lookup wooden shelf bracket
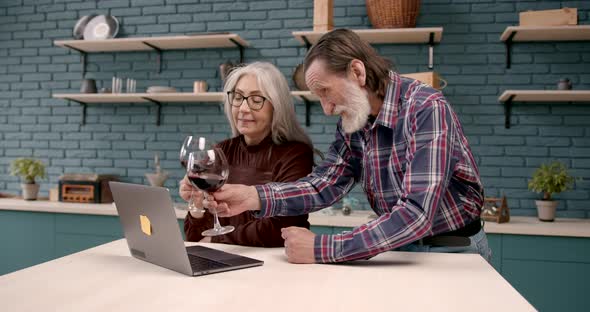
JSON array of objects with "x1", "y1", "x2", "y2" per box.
[
  {"x1": 63, "y1": 98, "x2": 87, "y2": 125},
  {"x1": 229, "y1": 38, "x2": 245, "y2": 63},
  {"x1": 141, "y1": 41, "x2": 163, "y2": 73},
  {"x1": 62, "y1": 44, "x2": 87, "y2": 77},
  {"x1": 301, "y1": 35, "x2": 312, "y2": 50},
  {"x1": 503, "y1": 94, "x2": 515, "y2": 129},
  {"x1": 304, "y1": 98, "x2": 311, "y2": 127},
  {"x1": 504, "y1": 31, "x2": 516, "y2": 69},
  {"x1": 142, "y1": 97, "x2": 163, "y2": 126}
]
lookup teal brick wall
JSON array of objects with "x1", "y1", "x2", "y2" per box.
[{"x1": 1, "y1": 0, "x2": 589, "y2": 217}]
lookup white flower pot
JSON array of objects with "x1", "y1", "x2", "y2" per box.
[
  {"x1": 21, "y1": 183, "x2": 40, "y2": 200},
  {"x1": 145, "y1": 172, "x2": 169, "y2": 187},
  {"x1": 535, "y1": 200, "x2": 558, "y2": 222}
]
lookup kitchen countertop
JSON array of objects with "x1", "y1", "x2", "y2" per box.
[
  {"x1": 0, "y1": 239, "x2": 534, "y2": 311},
  {"x1": 1, "y1": 198, "x2": 589, "y2": 238},
  {"x1": 309, "y1": 210, "x2": 590, "y2": 238},
  {"x1": 0, "y1": 198, "x2": 188, "y2": 219}
]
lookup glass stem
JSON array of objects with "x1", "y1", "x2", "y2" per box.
[
  {"x1": 205, "y1": 191, "x2": 222, "y2": 231},
  {"x1": 188, "y1": 189, "x2": 195, "y2": 209}
]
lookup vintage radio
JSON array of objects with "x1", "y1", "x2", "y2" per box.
[{"x1": 58, "y1": 174, "x2": 118, "y2": 203}]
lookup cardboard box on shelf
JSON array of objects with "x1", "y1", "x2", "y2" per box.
[
  {"x1": 519, "y1": 8, "x2": 578, "y2": 27},
  {"x1": 401, "y1": 71, "x2": 444, "y2": 90},
  {"x1": 313, "y1": 0, "x2": 333, "y2": 32}
]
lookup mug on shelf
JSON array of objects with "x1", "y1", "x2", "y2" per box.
[
  {"x1": 80, "y1": 79, "x2": 97, "y2": 93},
  {"x1": 557, "y1": 78, "x2": 573, "y2": 90}
]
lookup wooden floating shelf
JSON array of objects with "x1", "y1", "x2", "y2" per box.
[
  {"x1": 53, "y1": 93, "x2": 151, "y2": 103},
  {"x1": 500, "y1": 25, "x2": 590, "y2": 68},
  {"x1": 292, "y1": 27, "x2": 443, "y2": 69},
  {"x1": 52, "y1": 92, "x2": 319, "y2": 104},
  {"x1": 54, "y1": 34, "x2": 250, "y2": 53},
  {"x1": 293, "y1": 28, "x2": 443, "y2": 45},
  {"x1": 498, "y1": 90, "x2": 590, "y2": 128},
  {"x1": 499, "y1": 90, "x2": 590, "y2": 102},
  {"x1": 53, "y1": 91, "x2": 320, "y2": 126},
  {"x1": 500, "y1": 25, "x2": 590, "y2": 42},
  {"x1": 291, "y1": 90, "x2": 319, "y2": 102},
  {"x1": 54, "y1": 33, "x2": 249, "y2": 74}
]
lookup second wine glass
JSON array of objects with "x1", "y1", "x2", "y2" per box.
[
  {"x1": 179, "y1": 136, "x2": 205, "y2": 213},
  {"x1": 186, "y1": 141, "x2": 234, "y2": 236}
]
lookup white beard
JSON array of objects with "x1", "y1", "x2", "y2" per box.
[{"x1": 336, "y1": 80, "x2": 372, "y2": 134}]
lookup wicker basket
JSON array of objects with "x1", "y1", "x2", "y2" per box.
[
  {"x1": 292, "y1": 64, "x2": 308, "y2": 91},
  {"x1": 366, "y1": 0, "x2": 421, "y2": 28}
]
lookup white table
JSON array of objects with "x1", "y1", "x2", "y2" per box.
[{"x1": 0, "y1": 239, "x2": 534, "y2": 311}]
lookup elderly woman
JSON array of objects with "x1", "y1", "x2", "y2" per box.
[{"x1": 179, "y1": 62, "x2": 314, "y2": 247}]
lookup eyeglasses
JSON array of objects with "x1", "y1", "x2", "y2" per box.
[{"x1": 227, "y1": 91, "x2": 267, "y2": 111}]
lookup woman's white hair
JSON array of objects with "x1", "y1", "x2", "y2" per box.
[{"x1": 222, "y1": 62, "x2": 313, "y2": 149}]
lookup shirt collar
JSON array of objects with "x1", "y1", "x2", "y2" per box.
[{"x1": 371, "y1": 70, "x2": 400, "y2": 130}]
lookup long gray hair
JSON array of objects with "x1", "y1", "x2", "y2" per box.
[{"x1": 222, "y1": 62, "x2": 313, "y2": 149}]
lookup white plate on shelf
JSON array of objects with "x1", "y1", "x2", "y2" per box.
[
  {"x1": 83, "y1": 15, "x2": 119, "y2": 40},
  {"x1": 73, "y1": 14, "x2": 96, "y2": 40},
  {"x1": 147, "y1": 86, "x2": 178, "y2": 93}
]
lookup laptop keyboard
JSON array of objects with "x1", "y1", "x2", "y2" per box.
[{"x1": 188, "y1": 254, "x2": 229, "y2": 270}]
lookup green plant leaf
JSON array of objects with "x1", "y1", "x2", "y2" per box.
[
  {"x1": 9, "y1": 158, "x2": 46, "y2": 184},
  {"x1": 528, "y1": 161, "x2": 575, "y2": 200}
]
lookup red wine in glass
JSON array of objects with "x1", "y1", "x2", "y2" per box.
[
  {"x1": 187, "y1": 145, "x2": 233, "y2": 237},
  {"x1": 187, "y1": 173, "x2": 226, "y2": 192},
  {"x1": 179, "y1": 136, "x2": 203, "y2": 212}
]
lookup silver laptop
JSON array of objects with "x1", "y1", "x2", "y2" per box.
[{"x1": 109, "y1": 181, "x2": 263, "y2": 276}]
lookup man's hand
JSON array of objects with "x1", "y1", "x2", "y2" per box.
[
  {"x1": 281, "y1": 227, "x2": 316, "y2": 264},
  {"x1": 207, "y1": 184, "x2": 260, "y2": 217}
]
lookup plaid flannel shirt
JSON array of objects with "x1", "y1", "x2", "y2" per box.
[{"x1": 256, "y1": 71, "x2": 484, "y2": 263}]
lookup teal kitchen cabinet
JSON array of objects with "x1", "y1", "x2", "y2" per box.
[
  {"x1": 500, "y1": 234, "x2": 590, "y2": 312},
  {"x1": 0, "y1": 210, "x2": 55, "y2": 275},
  {"x1": 53, "y1": 215, "x2": 186, "y2": 257},
  {"x1": 0, "y1": 210, "x2": 187, "y2": 275},
  {"x1": 333, "y1": 226, "x2": 353, "y2": 234},
  {"x1": 310, "y1": 226, "x2": 354, "y2": 235},
  {"x1": 310, "y1": 225, "x2": 336, "y2": 235},
  {"x1": 54, "y1": 214, "x2": 123, "y2": 258},
  {"x1": 486, "y1": 233, "x2": 502, "y2": 272}
]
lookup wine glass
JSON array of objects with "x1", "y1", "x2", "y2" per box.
[
  {"x1": 179, "y1": 136, "x2": 205, "y2": 213},
  {"x1": 186, "y1": 139, "x2": 234, "y2": 236}
]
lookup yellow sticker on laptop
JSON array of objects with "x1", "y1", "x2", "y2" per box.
[{"x1": 140, "y1": 215, "x2": 152, "y2": 236}]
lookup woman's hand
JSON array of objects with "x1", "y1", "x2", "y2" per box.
[{"x1": 179, "y1": 176, "x2": 204, "y2": 208}]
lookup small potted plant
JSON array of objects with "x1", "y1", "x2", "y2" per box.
[
  {"x1": 9, "y1": 158, "x2": 46, "y2": 200},
  {"x1": 528, "y1": 161, "x2": 575, "y2": 222}
]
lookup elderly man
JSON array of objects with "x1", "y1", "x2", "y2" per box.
[{"x1": 208, "y1": 29, "x2": 490, "y2": 264}]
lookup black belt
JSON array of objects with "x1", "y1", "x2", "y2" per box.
[{"x1": 417, "y1": 219, "x2": 481, "y2": 247}]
